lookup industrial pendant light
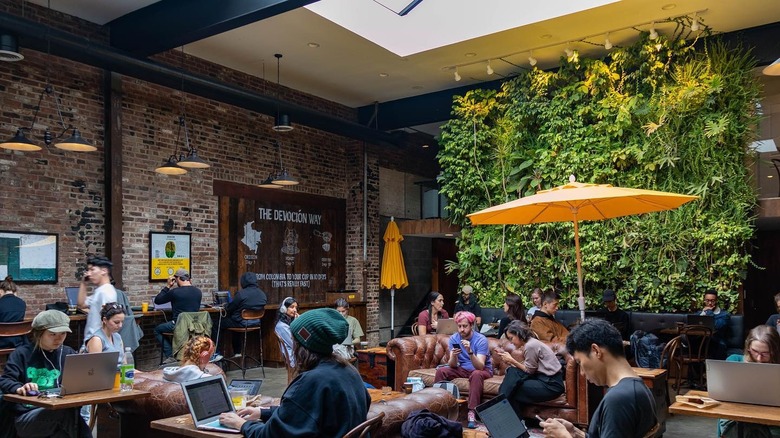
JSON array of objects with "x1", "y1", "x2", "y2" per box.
[
  {"x1": 271, "y1": 140, "x2": 298, "y2": 186},
  {"x1": 0, "y1": 33, "x2": 24, "y2": 62},
  {"x1": 272, "y1": 54, "x2": 293, "y2": 132}
]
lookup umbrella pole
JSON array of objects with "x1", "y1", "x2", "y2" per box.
[
  {"x1": 390, "y1": 288, "x2": 395, "y2": 339},
  {"x1": 572, "y1": 213, "x2": 586, "y2": 322}
]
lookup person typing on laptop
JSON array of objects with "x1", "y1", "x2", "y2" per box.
[
  {"x1": 417, "y1": 291, "x2": 449, "y2": 335},
  {"x1": 0, "y1": 310, "x2": 91, "y2": 438},
  {"x1": 717, "y1": 325, "x2": 780, "y2": 438},
  {"x1": 211, "y1": 272, "x2": 267, "y2": 359},
  {"x1": 541, "y1": 319, "x2": 656, "y2": 438},
  {"x1": 219, "y1": 308, "x2": 370, "y2": 437},
  {"x1": 154, "y1": 268, "x2": 203, "y2": 363}
]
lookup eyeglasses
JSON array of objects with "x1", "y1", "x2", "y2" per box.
[
  {"x1": 749, "y1": 348, "x2": 771, "y2": 358},
  {"x1": 105, "y1": 303, "x2": 124, "y2": 311},
  {"x1": 703, "y1": 299, "x2": 717, "y2": 303}
]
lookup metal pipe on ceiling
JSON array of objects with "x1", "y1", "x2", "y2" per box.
[{"x1": 0, "y1": 12, "x2": 400, "y2": 147}]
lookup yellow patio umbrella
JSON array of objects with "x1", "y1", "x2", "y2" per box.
[
  {"x1": 381, "y1": 217, "x2": 408, "y2": 338},
  {"x1": 468, "y1": 175, "x2": 699, "y2": 321}
]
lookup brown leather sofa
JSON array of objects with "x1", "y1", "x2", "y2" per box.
[
  {"x1": 387, "y1": 334, "x2": 601, "y2": 426},
  {"x1": 367, "y1": 387, "x2": 460, "y2": 437}
]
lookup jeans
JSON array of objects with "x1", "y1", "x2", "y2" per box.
[
  {"x1": 15, "y1": 407, "x2": 91, "y2": 438},
  {"x1": 155, "y1": 321, "x2": 176, "y2": 358}
]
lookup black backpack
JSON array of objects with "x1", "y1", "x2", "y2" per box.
[{"x1": 630, "y1": 330, "x2": 665, "y2": 368}]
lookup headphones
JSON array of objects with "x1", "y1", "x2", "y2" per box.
[{"x1": 279, "y1": 296, "x2": 295, "y2": 314}]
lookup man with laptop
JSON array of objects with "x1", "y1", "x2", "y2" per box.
[
  {"x1": 541, "y1": 319, "x2": 657, "y2": 438},
  {"x1": 211, "y1": 272, "x2": 267, "y2": 358},
  {"x1": 77, "y1": 255, "x2": 118, "y2": 345},
  {"x1": 697, "y1": 289, "x2": 731, "y2": 359},
  {"x1": 154, "y1": 268, "x2": 203, "y2": 363}
]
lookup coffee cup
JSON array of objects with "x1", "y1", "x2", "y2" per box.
[
  {"x1": 141, "y1": 301, "x2": 149, "y2": 313},
  {"x1": 403, "y1": 382, "x2": 413, "y2": 394}
]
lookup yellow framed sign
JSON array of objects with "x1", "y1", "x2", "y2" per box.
[{"x1": 149, "y1": 232, "x2": 191, "y2": 281}]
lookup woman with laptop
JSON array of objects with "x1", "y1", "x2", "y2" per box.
[
  {"x1": 417, "y1": 291, "x2": 449, "y2": 335},
  {"x1": 718, "y1": 325, "x2": 780, "y2": 438},
  {"x1": 85, "y1": 302, "x2": 126, "y2": 365},
  {"x1": 0, "y1": 310, "x2": 91, "y2": 438},
  {"x1": 219, "y1": 308, "x2": 370, "y2": 436},
  {"x1": 497, "y1": 320, "x2": 565, "y2": 416}
]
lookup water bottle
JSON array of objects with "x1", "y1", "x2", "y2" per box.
[{"x1": 120, "y1": 347, "x2": 134, "y2": 392}]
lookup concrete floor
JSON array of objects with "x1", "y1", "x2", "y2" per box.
[{"x1": 231, "y1": 365, "x2": 717, "y2": 437}]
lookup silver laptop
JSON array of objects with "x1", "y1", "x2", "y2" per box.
[
  {"x1": 436, "y1": 318, "x2": 458, "y2": 335},
  {"x1": 59, "y1": 351, "x2": 120, "y2": 395},
  {"x1": 475, "y1": 394, "x2": 530, "y2": 438},
  {"x1": 181, "y1": 375, "x2": 241, "y2": 433},
  {"x1": 707, "y1": 360, "x2": 780, "y2": 406}
]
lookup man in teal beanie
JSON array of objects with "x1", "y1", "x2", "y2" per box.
[{"x1": 220, "y1": 308, "x2": 370, "y2": 437}]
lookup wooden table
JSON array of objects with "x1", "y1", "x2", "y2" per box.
[
  {"x1": 357, "y1": 347, "x2": 395, "y2": 389},
  {"x1": 151, "y1": 414, "x2": 243, "y2": 437},
  {"x1": 632, "y1": 367, "x2": 669, "y2": 432},
  {"x1": 4, "y1": 388, "x2": 149, "y2": 409},
  {"x1": 669, "y1": 390, "x2": 780, "y2": 437},
  {"x1": 366, "y1": 388, "x2": 407, "y2": 403}
]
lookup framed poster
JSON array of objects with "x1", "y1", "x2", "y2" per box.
[
  {"x1": 149, "y1": 232, "x2": 191, "y2": 281},
  {"x1": 0, "y1": 231, "x2": 58, "y2": 283}
]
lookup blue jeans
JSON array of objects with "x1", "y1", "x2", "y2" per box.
[
  {"x1": 155, "y1": 321, "x2": 176, "y2": 358},
  {"x1": 16, "y1": 407, "x2": 91, "y2": 438}
]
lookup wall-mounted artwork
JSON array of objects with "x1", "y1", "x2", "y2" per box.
[
  {"x1": 149, "y1": 232, "x2": 191, "y2": 281},
  {"x1": 0, "y1": 231, "x2": 58, "y2": 283}
]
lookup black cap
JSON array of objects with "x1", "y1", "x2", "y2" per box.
[{"x1": 602, "y1": 289, "x2": 616, "y2": 302}]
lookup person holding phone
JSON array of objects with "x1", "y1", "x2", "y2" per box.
[
  {"x1": 497, "y1": 320, "x2": 564, "y2": 416},
  {"x1": 434, "y1": 311, "x2": 492, "y2": 429},
  {"x1": 77, "y1": 256, "x2": 118, "y2": 348}
]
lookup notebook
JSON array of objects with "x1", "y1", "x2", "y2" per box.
[
  {"x1": 475, "y1": 394, "x2": 530, "y2": 438},
  {"x1": 181, "y1": 375, "x2": 241, "y2": 433},
  {"x1": 64, "y1": 287, "x2": 80, "y2": 306},
  {"x1": 228, "y1": 379, "x2": 262, "y2": 396},
  {"x1": 436, "y1": 318, "x2": 458, "y2": 335},
  {"x1": 686, "y1": 314, "x2": 715, "y2": 330},
  {"x1": 707, "y1": 360, "x2": 780, "y2": 407},
  {"x1": 58, "y1": 351, "x2": 120, "y2": 395}
]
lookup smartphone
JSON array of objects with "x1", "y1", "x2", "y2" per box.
[{"x1": 451, "y1": 342, "x2": 460, "y2": 350}]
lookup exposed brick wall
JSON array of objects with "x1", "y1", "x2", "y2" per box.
[{"x1": 0, "y1": 1, "x2": 436, "y2": 349}]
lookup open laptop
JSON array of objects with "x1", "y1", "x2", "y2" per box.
[
  {"x1": 213, "y1": 291, "x2": 232, "y2": 306},
  {"x1": 181, "y1": 375, "x2": 241, "y2": 433},
  {"x1": 707, "y1": 360, "x2": 780, "y2": 406},
  {"x1": 228, "y1": 379, "x2": 262, "y2": 396},
  {"x1": 436, "y1": 318, "x2": 458, "y2": 335},
  {"x1": 56, "y1": 351, "x2": 119, "y2": 395},
  {"x1": 475, "y1": 394, "x2": 530, "y2": 438},
  {"x1": 686, "y1": 314, "x2": 715, "y2": 330}
]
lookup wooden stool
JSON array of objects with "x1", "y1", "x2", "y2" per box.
[{"x1": 224, "y1": 309, "x2": 265, "y2": 378}]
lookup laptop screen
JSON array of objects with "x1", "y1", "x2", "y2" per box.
[
  {"x1": 185, "y1": 377, "x2": 234, "y2": 422},
  {"x1": 475, "y1": 394, "x2": 529, "y2": 438}
]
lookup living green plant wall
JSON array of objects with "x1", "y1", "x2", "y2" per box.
[{"x1": 438, "y1": 32, "x2": 760, "y2": 313}]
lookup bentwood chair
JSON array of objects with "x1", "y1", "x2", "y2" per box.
[
  {"x1": 343, "y1": 412, "x2": 384, "y2": 438},
  {"x1": 672, "y1": 325, "x2": 712, "y2": 394},
  {"x1": 224, "y1": 309, "x2": 265, "y2": 378}
]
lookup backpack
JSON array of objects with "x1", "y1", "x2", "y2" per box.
[
  {"x1": 630, "y1": 330, "x2": 665, "y2": 368},
  {"x1": 432, "y1": 381, "x2": 460, "y2": 399}
]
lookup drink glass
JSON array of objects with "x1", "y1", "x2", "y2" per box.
[
  {"x1": 230, "y1": 389, "x2": 248, "y2": 409},
  {"x1": 141, "y1": 301, "x2": 149, "y2": 313},
  {"x1": 381, "y1": 386, "x2": 392, "y2": 396},
  {"x1": 68, "y1": 304, "x2": 77, "y2": 315}
]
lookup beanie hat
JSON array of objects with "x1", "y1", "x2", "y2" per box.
[
  {"x1": 290, "y1": 308, "x2": 348, "y2": 355},
  {"x1": 32, "y1": 310, "x2": 72, "y2": 333}
]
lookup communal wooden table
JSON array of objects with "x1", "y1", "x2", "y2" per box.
[
  {"x1": 669, "y1": 390, "x2": 780, "y2": 437},
  {"x1": 4, "y1": 388, "x2": 149, "y2": 409}
]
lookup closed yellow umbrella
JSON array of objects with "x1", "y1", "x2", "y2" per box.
[
  {"x1": 468, "y1": 176, "x2": 699, "y2": 320},
  {"x1": 381, "y1": 218, "x2": 408, "y2": 338}
]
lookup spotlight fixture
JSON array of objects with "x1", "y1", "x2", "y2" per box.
[
  {"x1": 528, "y1": 50, "x2": 537, "y2": 67},
  {"x1": 486, "y1": 60, "x2": 494, "y2": 75},
  {"x1": 690, "y1": 14, "x2": 700, "y2": 32},
  {"x1": 604, "y1": 33, "x2": 613, "y2": 50},
  {"x1": 454, "y1": 68, "x2": 461, "y2": 82},
  {"x1": 764, "y1": 58, "x2": 780, "y2": 76},
  {"x1": 272, "y1": 54, "x2": 293, "y2": 132},
  {"x1": 649, "y1": 22, "x2": 659, "y2": 40},
  {"x1": 0, "y1": 33, "x2": 24, "y2": 62}
]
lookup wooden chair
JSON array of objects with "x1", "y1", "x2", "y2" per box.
[
  {"x1": 410, "y1": 322, "x2": 419, "y2": 336},
  {"x1": 0, "y1": 320, "x2": 33, "y2": 371},
  {"x1": 343, "y1": 412, "x2": 384, "y2": 438},
  {"x1": 224, "y1": 309, "x2": 265, "y2": 378},
  {"x1": 672, "y1": 325, "x2": 712, "y2": 394},
  {"x1": 274, "y1": 329, "x2": 295, "y2": 384}
]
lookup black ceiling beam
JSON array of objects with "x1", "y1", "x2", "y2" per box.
[
  {"x1": 109, "y1": 0, "x2": 318, "y2": 56},
  {"x1": 361, "y1": 21, "x2": 780, "y2": 132},
  {"x1": 0, "y1": 12, "x2": 399, "y2": 147}
]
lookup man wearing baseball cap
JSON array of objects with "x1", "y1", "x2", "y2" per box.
[
  {"x1": 602, "y1": 289, "x2": 630, "y2": 341},
  {"x1": 154, "y1": 268, "x2": 203, "y2": 362},
  {"x1": 219, "y1": 308, "x2": 370, "y2": 437},
  {"x1": 0, "y1": 310, "x2": 91, "y2": 437},
  {"x1": 454, "y1": 285, "x2": 482, "y2": 328}
]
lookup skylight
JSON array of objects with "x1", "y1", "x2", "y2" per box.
[{"x1": 307, "y1": 0, "x2": 620, "y2": 57}]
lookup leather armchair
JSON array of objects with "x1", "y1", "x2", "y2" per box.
[{"x1": 367, "y1": 387, "x2": 459, "y2": 438}]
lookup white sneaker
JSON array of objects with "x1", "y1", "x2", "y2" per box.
[{"x1": 209, "y1": 353, "x2": 224, "y2": 363}]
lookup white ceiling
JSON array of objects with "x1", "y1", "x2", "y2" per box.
[{"x1": 28, "y1": 0, "x2": 780, "y2": 113}]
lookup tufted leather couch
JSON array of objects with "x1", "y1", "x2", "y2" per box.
[
  {"x1": 111, "y1": 364, "x2": 224, "y2": 437},
  {"x1": 387, "y1": 335, "x2": 600, "y2": 426},
  {"x1": 367, "y1": 387, "x2": 460, "y2": 437}
]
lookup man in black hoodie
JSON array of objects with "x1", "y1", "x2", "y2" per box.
[{"x1": 212, "y1": 272, "x2": 267, "y2": 357}]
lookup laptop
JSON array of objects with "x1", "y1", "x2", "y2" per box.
[
  {"x1": 475, "y1": 394, "x2": 530, "y2": 438},
  {"x1": 64, "y1": 287, "x2": 79, "y2": 306},
  {"x1": 58, "y1": 351, "x2": 120, "y2": 395},
  {"x1": 213, "y1": 291, "x2": 232, "y2": 306},
  {"x1": 686, "y1": 314, "x2": 715, "y2": 330},
  {"x1": 228, "y1": 379, "x2": 262, "y2": 396},
  {"x1": 436, "y1": 318, "x2": 458, "y2": 335},
  {"x1": 707, "y1": 360, "x2": 780, "y2": 407},
  {"x1": 181, "y1": 375, "x2": 241, "y2": 433}
]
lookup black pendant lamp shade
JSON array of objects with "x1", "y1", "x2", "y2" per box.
[
  {"x1": 55, "y1": 128, "x2": 96, "y2": 152},
  {"x1": 0, "y1": 33, "x2": 23, "y2": 62},
  {"x1": 273, "y1": 113, "x2": 293, "y2": 132},
  {"x1": 0, "y1": 128, "x2": 40, "y2": 151}
]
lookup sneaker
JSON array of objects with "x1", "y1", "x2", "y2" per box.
[
  {"x1": 209, "y1": 353, "x2": 224, "y2": 363},
  {"x1": 231, "y1": 353, "x2": 242, "y2": 359},
  {"x1": 162, "y1": 356, "x2": 177, "y2": 365},
  {"x1": 467, "y1": 410, "x2": 477, "y2": 429}
]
